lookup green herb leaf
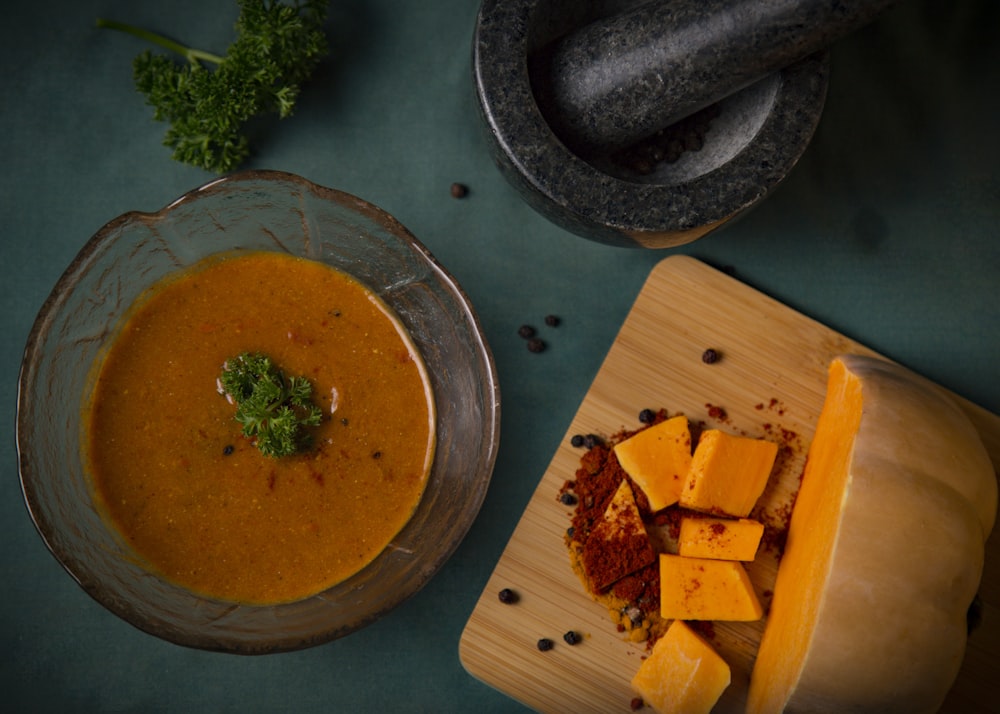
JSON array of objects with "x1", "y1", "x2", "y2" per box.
[
  {"x1": 98, "y1": 0, "x2": 329, "y2": 173},
  {"x1": 219, "y1": 352, "x2": 324, "y2": 457}
]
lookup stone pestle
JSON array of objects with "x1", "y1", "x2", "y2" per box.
[{"x1": 529, "y1": 0, "x2": 899, "y2": 157}]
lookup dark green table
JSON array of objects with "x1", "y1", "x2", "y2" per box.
[{"x1": 2, "y1": 1, "x2": 997, "y2": 711}]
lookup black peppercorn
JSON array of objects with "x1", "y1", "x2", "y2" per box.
[
  {"x1": 563, "y1": 630, "x2": 580, "y2": 645},
  {"x1": 450, "y1": 182, "x2": 468, "y2": 198},
  {"x1": 544, "y1": 314, "x2": 560, "y2": 327},
  {"x1": 498, "y1": 588, "x2": 518, "y2": 604},
  {"x1": 517, "y1": 324, "x2": 536, "y2": 339},
  {"x1": 701, "y1": 348, "x2": 720, "y2": 364},
  {"x1": 527, "y1": 338, "x2": 546, "y2": 353},
  {"x1": 570, "y1": 434, "x2": 585, "y2": 448},
  {"x1": 638, "y1": 408, "x2": 655, "y2": 424},
  {"x1": 559, "y1": 492, "x2": 577, "y2": 506},
  {"x1": 222, "y1": 444, "x2": 234, "y2": 456},
  {"x1": 536, "y1": 638, "x2": 554, "y2": 652},
  {"x1": 583, "y1": 434, "x2": 602, "y2": 449}
]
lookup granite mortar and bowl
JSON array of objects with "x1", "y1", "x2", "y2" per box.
[
  {"x1": 474, "y1": 0, "x2": 894, "y2": 248},
  {"x1": 16, "y1": 170, "x2": 501, "y2": 653}
]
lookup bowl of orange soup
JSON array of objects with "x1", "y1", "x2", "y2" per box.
[{"x1": 16, "y1": 170, "x2": 500, "y2": 653}]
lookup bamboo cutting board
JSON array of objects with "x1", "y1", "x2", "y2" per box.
[{"x1": 459, "y1": 255, "x2": 1000, "y2": 713}]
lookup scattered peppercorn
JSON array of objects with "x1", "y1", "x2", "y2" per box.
[
  {"x1": 536, "y1": 638, "x2": 554, "y2": 652},
  {"x1": 582, "y1": 434, "x2": 602, "y2": 449},
  {"x1": 560, "y1": 492, "x2": 578, "y2": 506},
  {"x1": 613, "y1": 102, "x2": 721, "y2": 175},
  {"x1": 570, "y1": 434, "x2": 585, "y2": 447},
  {"x1": 563, "y1": 630, "x2": 581, "y2": 645},
  {"x1": 544, "y1": 314, "x2": 560, "y2": 327},
  {"x1": 518, "y1": 324, "x2": 536, "y2": 339},
  {"x1": 372, "y1": 451, "x2": 382, "y2": 459},
  {"x1": 498, "y1": 588, "x2": 518, "y2": 605},
  {"x1": 701, "y1": 348, "x2": 720, "y2": 364},
  {"x1": 630, "y1": 696, "x2": 644, "y2": 711},
  {"x1": 527, "y1": 338, "x2": 546, "y2": 353},
  {"x1": 638, "y1": 408, "x2": 655, "y2": 424},
  {"x1": 222, "y1": 444, "x2": 234, "y2": 456},
  {"x1": 450, "y1": 182, "x2": 468, "y2": 198}
]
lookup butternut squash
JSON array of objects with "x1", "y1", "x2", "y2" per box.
[
  {"x1": 613, "y1": 415, "x2": 692, "y2": 511},
  {"x1": 747, "y1": 355, "x2": 997, "y2": 714},
  {"x1": 659, "y1": 553, "x2": 763, "y2": 621},
  {"x1": 680, "y1": 429, "x2": 777, "y2": 517},
  {"x1": 678, "y1": 516, "x2": 763, "y2": 561},
  {"x1": 631, "y1": 619, "x2": 731, "y2": 714},
  {"x1": 581, "y1": 479, "x2": 655, "y2": 590}
]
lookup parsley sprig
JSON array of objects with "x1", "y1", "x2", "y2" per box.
[
  {"x1": 97, "y1": 0, "x2": 329, "y2": 173},
  {"x1": 219, "y1": 352, "x2": 323, "y2": 458}
]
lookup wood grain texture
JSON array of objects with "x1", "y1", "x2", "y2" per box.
[{"x1": 459, "y1": 256, "x2": 1000, "y2": 713}]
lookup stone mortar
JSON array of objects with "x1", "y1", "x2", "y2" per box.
[{"x1": 473, "y1": 0, "x2": 853, "y2": 248}]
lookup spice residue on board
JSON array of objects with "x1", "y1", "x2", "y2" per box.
[{"x1": 558, "y1": 399, "x2": 807, "y2": 649}]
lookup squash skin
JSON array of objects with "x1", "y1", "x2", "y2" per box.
[
  {"x1": 747, "y1": 355, "x2": 997, "y2": 714},
  {"x1": 852, "y1": 356, "x2": 996, "y2": 539}
]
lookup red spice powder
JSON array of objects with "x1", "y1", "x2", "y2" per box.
[
  {"x1": 563, "y1": 399, "x2": 804, "y2": 647},
  {"x1": 582, "y1": 511, "x2": 656, "y2": 591},
  {"x1": 704, "y1": 403, "x2": 728, "y2": 421}
]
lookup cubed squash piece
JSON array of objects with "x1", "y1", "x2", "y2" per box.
[
  {"x1": 613, "y1": 415, "x2": 692, "y2": 511},
  {"x1": 631, "y1": 619, "x2": 731, "y2": 714},
  {"x1": 678, "y1": 516, "x2": 764, "y2": 561},
  {"x1": 659, "y1": 553, "x2": 763, "y2": 621},
  {"x1": 581, "y1": 479, "x2": 656, "y2": 590},
  {"x1": 679, "y1": 430, "x2": 777, "y2": 517}
]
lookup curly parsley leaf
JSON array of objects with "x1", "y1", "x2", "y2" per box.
[
  {"x1": 219, "y1": 352, "x2": 323, "y2": 458},
  {"x1": 97, "y1": 0, "x2": 329, "y2": 173}
]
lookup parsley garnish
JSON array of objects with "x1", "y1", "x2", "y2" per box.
[
  {"x1": 97, "y1": 0, "x2": 329, "y2": 173},
  {"x1": 219, "y1": 352, "x2": 323, "y2": 458}
]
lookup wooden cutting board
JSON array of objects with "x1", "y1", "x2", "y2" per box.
[{"x1": 459, "y1": 255, "x2": 1000, "y2": 713}]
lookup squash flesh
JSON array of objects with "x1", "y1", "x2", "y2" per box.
[
  {"x1": 614, "y1": 415, "x2": 692, "y2": 512},
  {"x1": 677, "y1": 516, "x2": 764, "y2": 561},
  {"x1": 631, "y1": 619, "x2": 731, "y2": 713},
  {"x1": 746, "y1": 358, "x2": 861, "y2": 710},
  {"x1": 747, "y1": 356, "x2": 995, "y2": 714},
  {"x1": 658, "y1": 553, "x2": 763, "y2": 621},
  {"x1": 680, "y1": 430, "x2": 777, "y2": 517}
]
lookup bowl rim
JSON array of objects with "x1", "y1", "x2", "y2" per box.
[{"x1": 15, "y1": 169, "x2": 502, "y2": 653}]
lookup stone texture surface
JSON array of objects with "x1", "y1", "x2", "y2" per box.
[
  {"x1": 532, "y1": 0, "x2": 897, "y2": 156},
  {"x1": 474, "y1": 0, "x2": 843, "y2": 248}
]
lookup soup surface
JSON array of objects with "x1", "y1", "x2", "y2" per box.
[{"x1": 85, "y1": 251, "x2": 435, "y2": 604}]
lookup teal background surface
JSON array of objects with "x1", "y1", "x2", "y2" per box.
[{"x1": 2, "y1": 1, "x2": 997, "y2": 711}]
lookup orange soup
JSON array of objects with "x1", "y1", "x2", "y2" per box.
[{"x1": 84, "y1": 251, "x2": 435, "y2": 604}]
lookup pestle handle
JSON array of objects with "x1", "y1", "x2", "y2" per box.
[{"x1": 531, "y1": 0, "x2": 898, "y2": 156}]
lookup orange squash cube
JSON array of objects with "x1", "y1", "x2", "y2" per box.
[
  {"x1": 678, "y1": 516, "x2": 764, "y2": 561},
  {"x1": 613, "y1": 415, "x2": 692, "y2": 511},
  {"x1": 659, "y1": 553, "x2": 763, "y2": 621},
  {"x1": 631, "y1": 619, "x2": 731, "y2": 714},
  {"x1": 581, "y1": 479, "x2": 656, "y2": 590},
  {"x1": 680, "y1": 429, "x2": 777, "y2": 517}
]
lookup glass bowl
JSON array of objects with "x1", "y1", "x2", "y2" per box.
[{"x1": 16, "y1": 170, "x2": 501, "y2": 654}]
